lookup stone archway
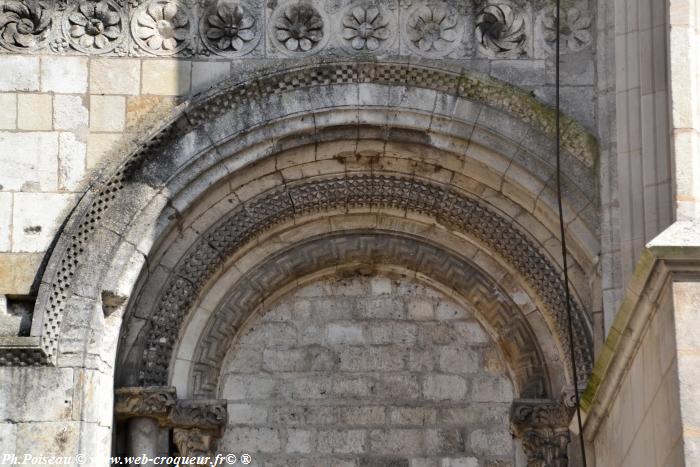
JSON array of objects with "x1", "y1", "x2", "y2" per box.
[{"x1": 13, "y1": 60, "x2": 598, "y2": 465}]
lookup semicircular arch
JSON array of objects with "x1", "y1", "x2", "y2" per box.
[{"x1": 24, "y1": 61, "x2": 598, "y2": 396}]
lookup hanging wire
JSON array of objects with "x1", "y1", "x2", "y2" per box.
[{"x1": 554, "y1": 0, "x2": 589, "y2": 464}]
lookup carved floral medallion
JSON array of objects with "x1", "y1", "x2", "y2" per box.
[
  {"x1": 0, "y1": 0, "x2": 50, "y2": 51},
  {"x1": 200, "y1": 1, "x2": 258, "y2": 56},
  {"x1": 476, "y1": 3, "x2": 526, "y2": 57},
  {"x1": 341, "y1": 5, "x2": 390, "y2": 52},
  {"x1": 132, "y1": 0, "x2": 192, "y2": 55},
  {"x1": 272, "y1": 3, "x2": 324, "y2": 54},
  {"x1": 404, "y1": 3, "x2": 460, "y2": 56},
  {"x1": 64, "y1": 0, "x2": 125, "y2": 53},
  {"x1": 542, "y1": 6, "x2": 592, "y2": 52}
]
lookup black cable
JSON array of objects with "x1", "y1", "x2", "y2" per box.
[{"x1": 554, "y1": 0, "x2": 589, "y2": 465}]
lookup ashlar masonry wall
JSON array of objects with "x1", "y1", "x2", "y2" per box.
[{"x1": 219, "y1": 275, "x2": 515, "y2": 467}]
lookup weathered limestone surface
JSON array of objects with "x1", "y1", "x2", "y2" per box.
[
  {"x1": 7, "y1": 0, "x2": 696, "y2": 465},
  {"x1": 582, "y1": 225, "x2": 700, "y2": 467},
  {"x1": 0, "y1": 0, "x2": 599, "y2": 302},
  {"x1": 218, "y1": 274, "x2": 512, "y2": 467}
]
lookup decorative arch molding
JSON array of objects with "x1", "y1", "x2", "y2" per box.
[
  {"x1": 0, "y1": 60, "x2": 599, "y2": 388},
  {"x1": 124, "y1": 174, "x2": 592, "y2": 391},
  {"x1": 185, "y1": 232, "x2": 552, "y2": 400}
]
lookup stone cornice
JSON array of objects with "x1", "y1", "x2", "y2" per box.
[{"x1": 580, "y1": 221, "x2": 700, "y2": 440}]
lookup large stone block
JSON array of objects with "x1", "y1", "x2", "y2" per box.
[
  {"x1": 0, "y1": 253, "x2": 43, "y2": 295},
  {"x1": 86, "y1": 132, "x2": 122, "y2": 169},
  {"x1": 221, "y1": 374, "x2": 278, "y2": 400},
  {"x1": 58, "y1": 132, "x2": 86, "y2": 191},
  {"x1": 422, "y1": 375, "x2": 467, "y2": 401},
  {"x1": 41, "y1": 57, "x2": 87, "y2": 93},
  {"x1": 192, "y1": 61, "x2": 231, "y2": 92},
  {"x1": 12, "y1": 192, "x2": 78, "y2": 252},
  {"x1": 318, "y1": 429, "x2": 366, "y2": 454},
  {"x1": 369, "y1": 429, "x2": 423, "y2": 455},
  {"x1": 0, "y1": 368, "x2": 73, "y2": 422},
  {"x1": 228, "y1": 403, "x2": 268, "y2": 425},
  {"x1": 0, "y1": 93, "x2": 17, "y2": 129},
  {"x1": 0, "y1": 131, "x2": 58, "y2": 191},
  {"x1": 17, "y1": 93, "x2": 52, "y2": 130},
  {"x1": 389, "y1": 407, "x2": 437, "y2": 426},
  {"x1": 327, "y1": 322, "x2": 366, "y2": 344},
  {"x1": 439, "y1": 458, "x2": 478, "y2": 467},
  {"x1": 438, "y1": 347, "x2": 480, "y2": 374},
  {"x1": 0, "y1": 56, "x2": 39, "y2": 91},
  {"x1": 54, "y1": 95, "x2": 89, "y2": 131},
  {"x1": 337, "y1": 406, "x2": 386, "y2": 426},
  {"x1": 223, "y1": 427, "x2": 281, "y2": 453},
  {"x1": 285, "y1": 429, "x2": 314, "y2": 453},
  {"x1": 15, "y1": 421, "x2": 80, "y2": 456},
  {"x1": 90, "y1": 59, "x2": 140, "y2": 95},
  {"x1": 90, "y1": 95, "x2": 125, "y2": 132},
  {"x1": 408, "y1": 300, "x2": 435, "y2": 320},
  {"x1": 0, "y1": 192, "x2": 11, "y2": 251},
  {"x1": 141, "y1": 60, "x2": 191, "y2": 95},
  {"x1": 0, "y1": 423, "x2": 16, "y2": 453}
]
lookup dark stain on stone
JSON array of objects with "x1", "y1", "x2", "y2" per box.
[
  {"x1": 359, "y1": 457, "x2": 409, "y2": 467},
  {"x1": 23, "y1": 225, "x2": 41, "y2": 234}
]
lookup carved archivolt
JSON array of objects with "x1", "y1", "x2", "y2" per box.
[
  {"x1": 136, "y1": 174, "x2": 592, "y2": 391},
  {"x1": 183, "y1": 230, "x2": 551, "y2": 399},
  {"x1": 6, "y1": 62, "x2": 597, "y2": 386},
  {"x1": 0, "y1": 0, "x2": 594, "y2": 56}
]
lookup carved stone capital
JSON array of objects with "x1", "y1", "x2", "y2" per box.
[
  {"x1": 171, "y1": 399, "x2": 228, "y2": 435},
  {"x1": 520, "y1": 429, "x2": 570, "y2": 467},
  {"x1": 116, "y1": 387, "x2": 228, "y2": 457},
  {"x1": 510, "y1": 399, "x2": 574, "y2": 467},
  {"x1": 173, "y1": 428, "x2": 218, "y2": 462},
  {"x1": 114, "y1": 387, "x2": 177, "y2": 423}
]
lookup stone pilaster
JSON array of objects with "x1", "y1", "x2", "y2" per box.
[{"x1": 510, "y1": 399, "x2": 573, "y2": 467}]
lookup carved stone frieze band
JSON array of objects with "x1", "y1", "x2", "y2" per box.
[
  {"x1": 510, "y1": 399, "x2": 574, "y2": 467},
  {"x1": 0, "y1": 0, "x2": 593, "y2": 57}
]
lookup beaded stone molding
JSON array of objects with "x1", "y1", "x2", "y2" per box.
[{"x1": 0, "y1": 0, "x2": 593, "y2": 57}]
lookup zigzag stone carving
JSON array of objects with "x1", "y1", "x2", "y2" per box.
[{"x1": 139, "y1": 174, "x2": 593, "y2": 390}]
